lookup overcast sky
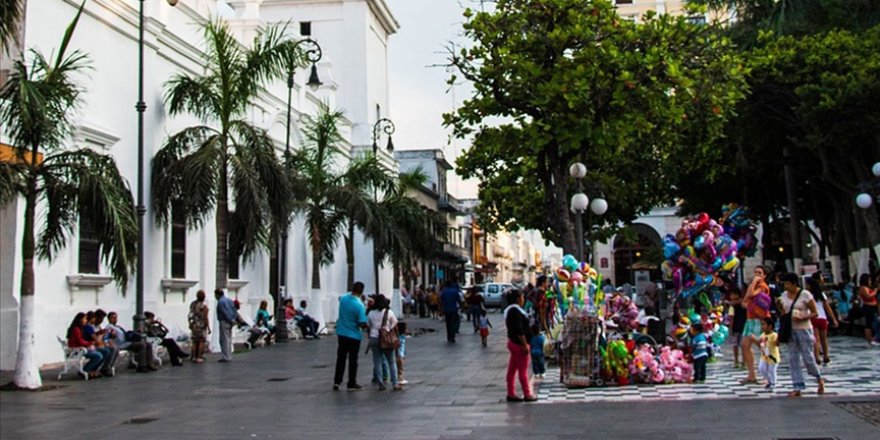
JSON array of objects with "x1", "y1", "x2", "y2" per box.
[{"x1": 387, "y1": 0, "x2": 484, "y2": 199}]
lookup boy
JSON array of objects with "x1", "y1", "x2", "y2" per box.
[
  {"x1": 529, "y1": 325, "x2": 546, "y2": 378},
  {"x1": 690, "y1": 322, "x2": 708, "y2": 383},
  {"x1": 755, "y1": 317, "x2": 779, "y2": 390},
  {"x1": 396, "y1": 322, "x2": 408, "y2": 385}
]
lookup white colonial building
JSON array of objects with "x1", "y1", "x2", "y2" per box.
[{"x1": 0, "y1": 0, "x2": 399, "y2": 369}]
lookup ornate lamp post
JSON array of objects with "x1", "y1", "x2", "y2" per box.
[
  {"x1": 370, "y1": 118, "x2": 395, "y2": 295},
  {"x1": 134, "y1": 0, "x2": 178, "y2": 333},
  {"x1": 275, "y1": 38, "x2": 323, "y2": 342},
  {"x1": 568, "y1": 162, "x2": 608, "y2": 264}
]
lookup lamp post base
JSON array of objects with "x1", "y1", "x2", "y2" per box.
[{"x1": 275, "y1": 304, "x2": 289, "y2": 343}]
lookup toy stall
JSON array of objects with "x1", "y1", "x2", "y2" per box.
[{"x1": 547, "y1": 204, "x2": 757, "y2": 388}]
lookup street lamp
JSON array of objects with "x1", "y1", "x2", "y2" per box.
[
  {"x1": 370, "y1": 118, "x2": 395, "y2": 295},
  {"x1": 275, "y1": 38, "x2": 323, "y2": 343},
  {"x1": 569, "y1": 162, "x2": 608, "y2": 264},
  {"x1": 134, "y1": 0, "x2": 177, "y2": 333},
  {"x1": 372, "y1": 118, "x2": 395, "y2": 155},
  {"x1": 855, "y1": 161, "x2": 880, "y2": 209}
]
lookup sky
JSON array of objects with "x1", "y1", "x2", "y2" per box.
[{"x1": 387, "y1": 0, "x2": 483, "y2": 200}]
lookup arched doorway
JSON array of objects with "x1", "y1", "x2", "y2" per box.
[{"x1": 612, "y1": 223, "x2": 662, "y2": 286}]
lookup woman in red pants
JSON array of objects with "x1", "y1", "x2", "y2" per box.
[{"x1": 504, "y1": 289, "x2": 536, "y2": 402}]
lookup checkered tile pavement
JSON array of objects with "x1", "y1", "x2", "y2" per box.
[{"x1": 536, "y1": 336, "x2": 880, "y2": 402}]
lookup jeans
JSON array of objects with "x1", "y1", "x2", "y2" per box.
[
  {"x1": 83, "y1": 350, "x2": 104, "y2": 372},
  {"x1": 369, "y1": 337, "x2": 398, "y2": 387},
  {"x1": 95, "y1": 346, "x2": 116, "y2": 374},
  {"x1": 693, "y1": 356, "x2": 707, "y2": 381},
  {"x1": 444, "y1": 312, "x2": 459, "y2": 342},
  {"x1": 531, "y1": 353, "x2": 545, "y2": 375},
  {"x1": 334, "y1": 336, "x2": 361, "y2": 387},
  {"x1": 759, "y1": 359, "x2": 777, "y2": 386},
  {"x1": 219, "y1": 321, "x2": 233, "y2": 361},
  {"x1": 787, "y1": 328, "x2": 821, "y2": 391},
  {"x1": 470, "y1": 306, "x2": 481, "y2": 330},
  {"x1": 506, "y1": 340, "x2": 533, "y2": 398}
]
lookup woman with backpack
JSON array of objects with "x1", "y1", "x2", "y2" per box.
[{"x1": 740, "y1": 265, "x2": 772, "y2": 384}]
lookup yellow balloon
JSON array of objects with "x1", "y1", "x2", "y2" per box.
[{"x1": 722, "y1": 257, "x2": 740, "y2": 272}]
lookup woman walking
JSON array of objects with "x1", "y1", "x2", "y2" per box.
[
  {"x1": 504, "y1": 289, "x2": 536, "y2": 402},
  {"x1": 188, "y1": 290, "x2": 210, "y2": 363},
  {"x1": 740, "y1": 266, "x2": 771, "y2": 384},
  {"x1": 778, "y1": 273, "x2": 825, "y2": 397},
  {"x1": 857, "y1": 274, "x2": 877, "y2": 346},
  {"x1": 367, "y1": 295, "x2": 401, "y2": 391},
  {"x1": 807, "y1": 274, "x2": 837, "y2": 365}
]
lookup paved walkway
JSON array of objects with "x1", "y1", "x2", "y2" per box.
[{"x1": 1, "y1": 311, "x2": 878, "y2": 440}]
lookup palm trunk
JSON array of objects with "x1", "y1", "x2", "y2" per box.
[
  {"x1": 311, "y1": 240, "x2": 321, "y2": 290},
  {"x1": 374, "y1": 248, "x2": 380, "y2": 295},
  {"x1": 215, "y1": 154, "x2": 229, "y2": 290},
  {"x1": 13, "y1": 178, "x2": 41, "y2": 389},
  {"x1": 345, "y1": 222, "x2": 354, "y2": 289}
]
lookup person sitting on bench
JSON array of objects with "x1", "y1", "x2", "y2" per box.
[
  {"x1": 295, "y1": 300, "x2": 320, "y2": 339},
  {"x1": 144, "y1": 311, "x2": 189, "y2": 366}
]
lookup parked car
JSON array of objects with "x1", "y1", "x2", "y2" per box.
[{"x1": 478, "y1": 283, "x2": 515, "y2": 308}]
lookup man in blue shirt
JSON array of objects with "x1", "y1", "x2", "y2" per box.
[
  {"x1": 215, "y1": 289, "x2": 239, "y2": 362},
  {"x1": 440, "y1": 280, "x2": 462, "y2": 343},
  {"x1": 334, "y1": 281, "x2": 368, "y2": 391}
]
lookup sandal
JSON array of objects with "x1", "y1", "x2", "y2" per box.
[
  {"x1": 817, "y1": 379, "x2": 825, "y2": 395},
  {"x1": 739, "y1": 378, "x2": 758, "y2": 385},
  {"x1": 788, "y1": 390, "x2": 802, "y2": 398}
]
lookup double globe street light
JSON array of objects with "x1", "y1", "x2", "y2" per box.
[
  {"x1": 855, "y1": 161, "x2": 880, "y2": 209},
  {"x1": 569, "y1": 162, "x2": 608, "y2": 263}
]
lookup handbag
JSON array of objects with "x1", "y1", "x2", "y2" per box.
[
  {"x1": 778, "y1": 289, "x2": 803, "y2": 344},
  {"x1": 378, "y1": 309, "x2": 400, "y2": 350}
]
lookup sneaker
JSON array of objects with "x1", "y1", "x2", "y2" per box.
[
  {"x1": 347, "y1": 384, "x2": 364, "y2": 391},
  {"x1": 392, "y1": 385, "x2": 403, "y2": 391},
  {"x1": 523, "y1": 395, "x2": 538, "y2": 402},
  {"x1": 399, "y1": 379, "x2": 409, "y2": 385},
  {"x1": 333, "y1": 384, "x2": 340, "y2": 391},
  {"x1": 506, "y1": 395, "x2": 523, "y2": 402}
]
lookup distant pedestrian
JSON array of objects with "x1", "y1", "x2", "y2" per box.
[
  {"x1": 367, "y1": 294, "x2": 401, "y2": 391},
  {"x1": 333, "y1": 282, "x2": 368, "y2": 391},
  {"x1": 440, "y1": 280, "x2": 462, "y2": 343},
  {"x1": 756, "y1": 317, "x2": 779, "y2": 390},
  {"x1": 428, "y1": 287, "x2": 440, "y2": 319},
  {"x1": 188, "y1": 290, "x2": 210, "y2": 363},
  {"x1": 479, "y1": 309, "x2": 492, "y2": 347},
  {"x1": 466, "y1": 286, "x2": 484, "y2": 331},
  {"x1": 416, "y1": 285, "x2": 427, "y2": 318},
  {"x1": 396, "y1": 321, "x2": 408, "y2": 385},
  {"x1": 777, "y1": 272, "x2": 825, "y2": 397},
  {"x1": 215, "y1": 289, "x2": 239, "y2": 363},
  {"x1": 504, "y1": 289, "x2": 536, "y2": 402},
  {"x1": 808, "y1": 273, "x2": 838, "y2": 365},
  {"x1": 529, "y1": 325, "x2": 546, "y2": 378},
  {"x1": 856, "y1": 274, "x2": 877, "y2": 346},
  {"x1": 724, "y1": 287, "x2": 746, "y2": 369}
]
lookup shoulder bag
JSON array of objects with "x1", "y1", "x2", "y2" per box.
[
  {"x1": 778, "y1": 290, "x2": 803, "y2": 344},
  {"x1": 379, "y1": 309, "x2": 400, "y2": 350}
]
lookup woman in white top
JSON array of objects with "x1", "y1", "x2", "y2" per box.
[
  {"x1": 367, "y1": 294, "x2": 401, "y2": 391},
  {"x1": 777, "y1": 273, "x2": 825, "y2": 397}
]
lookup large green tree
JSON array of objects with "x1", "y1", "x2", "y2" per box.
[
  {"x1": 0, "y1": 3, "x2": 137, "y2": 389},
  {"x1": 152, "y1": 20, "x2": 294, "y2": 290},
  {"x1": 445, "y1": 0, "x2": 747, "y2": 255}
]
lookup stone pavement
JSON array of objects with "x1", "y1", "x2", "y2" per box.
[{"x1": 1, "y1": 310, "x2": 878, "y2": 440}]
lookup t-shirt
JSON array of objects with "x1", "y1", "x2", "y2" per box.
[
  {"x1": 779, "y1": 289, "x2": 815, "y2": 330},
  {"x1": 440, "y1": 287, "x2": 461, "y2": 313},
  {"x1": 745, "y1": 281, "x2": 771, "y2": 320},
  {"x1": 530, "y1": 334, "x2": 545, "y2": 356},
  {"x1": 336, "y1": 294, "x2": 367, "y2": 340},
  {"x1": 504, "y1": 305, "x2": 530, "y2": 344},
  {"x1": 479, "y1": 316, "x2": 491, "y2": 330},
  {"x1": 691, "y1": 332, "x2": 709, "y2": 359},
  {"x1": 367, "y1": 309, "x2": 398, "y2": 339},
  {"x1": 759, "y1": 332, "x2": 780, "y2": 364}
]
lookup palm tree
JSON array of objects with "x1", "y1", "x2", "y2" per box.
[
  {"x1": 152, "y1": 20, "x2": 295, "y2": 291},
  {"x1": 0, "y1": 2, "x2": 138, "y2": 389},
  {"x1": 1, "y1": 0, "x2": 25, "y2": 52},
  {"x1": 285, "y1": 104, "x2": 391, "y2": 323}
]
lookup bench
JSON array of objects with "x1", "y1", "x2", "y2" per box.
[
  {"x1": 56, "y1": 336, "x2": 88, "y2": 380},
  {"x1": 144, "y1": 337, "x2": 167, "y2": 366}
]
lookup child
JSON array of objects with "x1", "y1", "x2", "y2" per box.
[
  {"x1": 755, "y1": 317, "x2": 779, "y2": 390},
  {"x1": 478, "y1": 309, "x2": 492, "y2": 347},
  {"x1": 689, "y1": 322, "x2": 708, "y2": 383},
  {"x1": 396, "y1": 322, "x2": 408, "y2": 385},
  {"x1": 529, "y1": 325, "x2": 546, "y2": 378}
]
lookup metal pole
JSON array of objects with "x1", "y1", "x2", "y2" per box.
[
  {"x1": 275, "y1": 70, "x2": 296, "y2": 343},
  {"x1": 575, "y1": 209, "x2": 584, "y2": 263},
  {"x1": 134, "y1": 0, "x2": 147, "y2": 334}
]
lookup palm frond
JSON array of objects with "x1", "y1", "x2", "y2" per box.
[
  {"x1": 1, "y1": 0, "x2": 24, "y2": 52},
  {"x1": 151, "y1": 126, "x2": 220, "y2": 227},
  {"x1": 39, "y1": 149, "x2": 138, "y2": 288},
  {"x1": 164, "y1": 74, "x2": 218, "y2": 119},
  {"x1": 241, "y1": 22, "x2": 291, "y2": 98},
  {"x1": 0, "y1": 161, "x2": 27, "y2": 206}
]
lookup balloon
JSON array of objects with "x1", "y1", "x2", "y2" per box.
[
  {"x1": 562, "y1": 254, "x2": 579, "y2": 272},
  {"x1": 694, "y1": 235, "x2": 705, "y2": 250},
  {"x1": 579, "y1": 261, "x2": 590, "y2": 273},
  {"x1": 571, "y1": 271, "x2": 584, "y2": 284},
  {"x1": 556, "y1": 268, "x2": 570, "y2": 283},
  {"x1": 722, "y1": 256, "x2": 740, "y2": 272}
]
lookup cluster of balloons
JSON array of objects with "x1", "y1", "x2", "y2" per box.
[
  {"x1": 601, "y1": 339, "x2": 632, "y2": 384},
  {"x1": 625, "y1": 344, "x2": 695, "y2": 384},
  {"x1": 552, "y1": 254, "x2": 602, "y2": 315},
  {"x1": 661, "y1": 210, "x2": 744, "y2": 300},
  {"x1": 720, "y1": 203, "x2": 758, "y2": 258},
  {"x1": 605, "y1": 294, "x2": 640, "y2": 332}
]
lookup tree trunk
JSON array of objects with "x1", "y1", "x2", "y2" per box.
[
  {"x1": 311, "y1": 241, "x2": 321, "y2": 290},
  {"x1": 215, "y1": 154, "x2": 229, "y2": 290},
  {"x1": 858, "y1": 204, "x2": 880, "y2": 265},
  {"x1": 345, "y1": 222, "x2": 354, "y2": 290},
  {"x1": 374, "y1": 249, "x2": 381, "y2": 295},
  {"x1": 549, "y1": 165, "x2": 576, "y2": 255},
  {"x1": 13, "y1": 180, "x2": 41, "y2": 389}
]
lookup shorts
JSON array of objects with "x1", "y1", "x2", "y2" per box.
[
  {"x1": 810, "y1": 317, "x2": 828, "y2": 331},
  {"x1": 730, "y1": 332, "x2": 743, "y2": 346},
  {"x1": 479, "y1": 328, "x2": 489, "y2": 337},
  {"x1": 743, "y1": 319, "x2": 762, "y2": 339},
  {"x1": 863, "y1": 305, "x2": 878, "y2": 327}
]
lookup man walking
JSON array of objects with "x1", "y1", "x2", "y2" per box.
[
  {"x1": 334, "y1": 282, "x2": 368, "y2": 391},
  {"x1": 440, "y1": 280, "x2": 462, "y2": 343},
  {"x1": 215, "y1": 289, "x2": 238, "y2": 362}
]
